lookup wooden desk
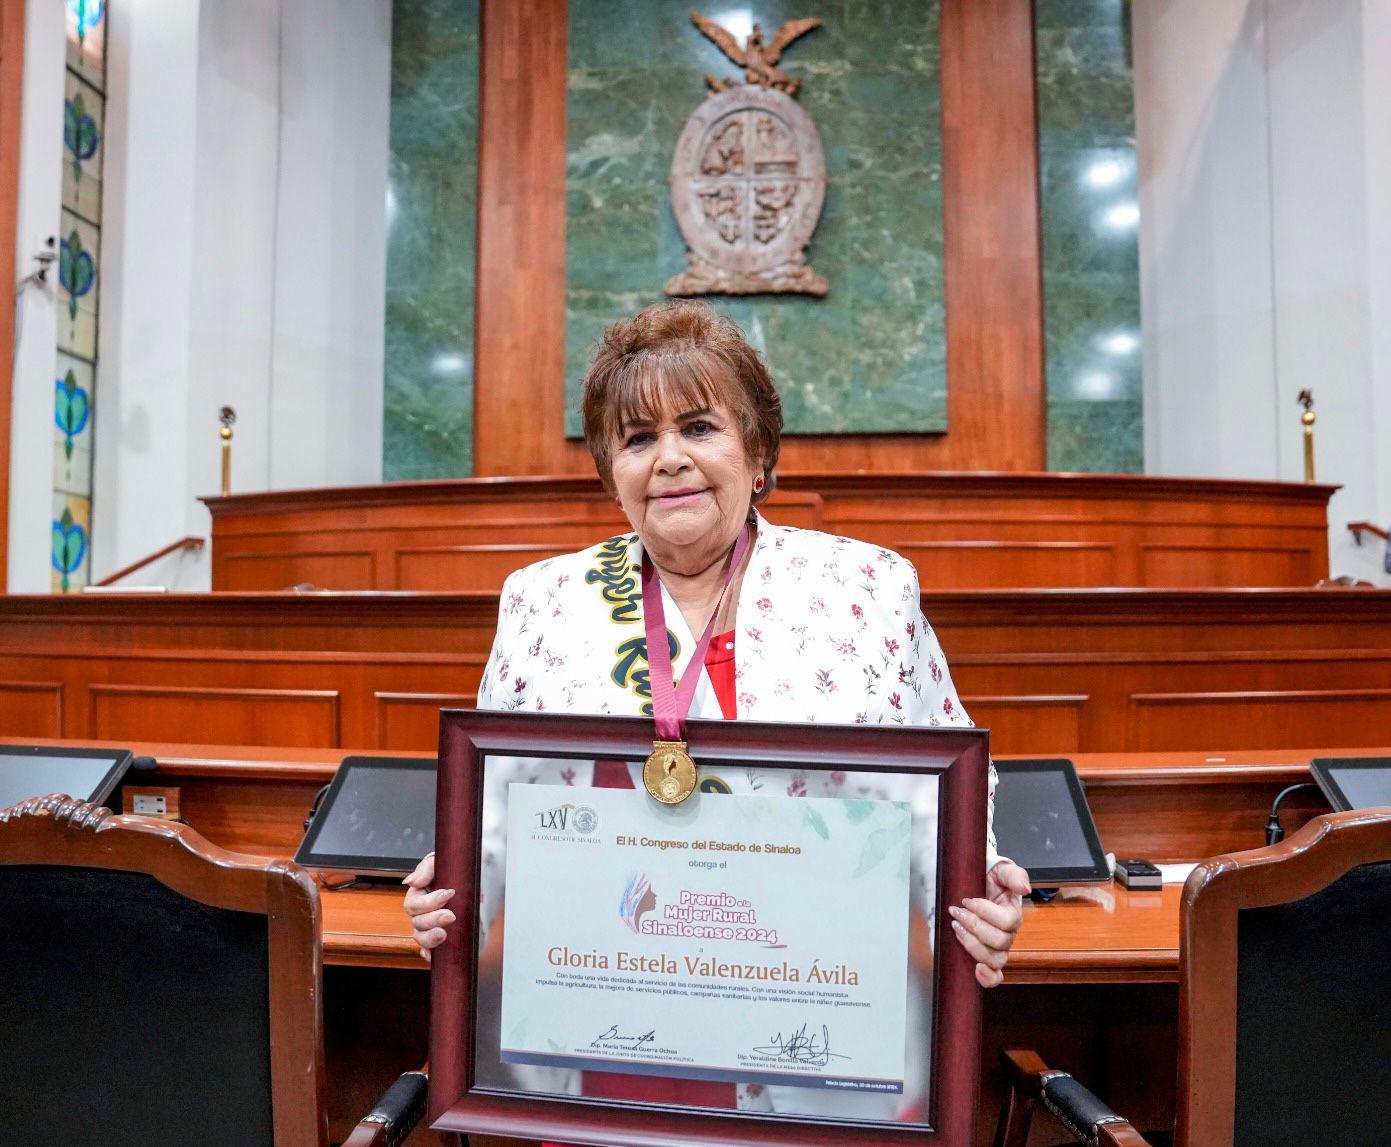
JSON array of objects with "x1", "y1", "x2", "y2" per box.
[
  {"x1": 1009, "y1": 884, "x2": 1181, "y2": 985},
  {"x1": 322, "y1": 886, "x2": 423, "y2": 970},
  {"x1": 334, "y1": 881, "x2": 1186, "y2": 984},
  {"x1": 202, "y1": 471, "x2": 1337, "y2": 592},
  {"x1": 2, "y1": 736, "x2": 1360, "y2": 975},
  {"x1": 9, "y1": 735, "x2": 1372, "y2": 1146}
]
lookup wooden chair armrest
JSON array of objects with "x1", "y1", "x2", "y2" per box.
[
  {"x1": 341, "y1": 1069, "x2": 428, "y2": 1147},
  {"x1": 994, "y1": 1048, "x2": 1154, "y2": 1147},
  {"x1": 999, "y1": 1047, "x2": 1051, "y2": 1096}
]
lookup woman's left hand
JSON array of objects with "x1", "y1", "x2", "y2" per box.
[{"x1": 948, "y1": 859, "x2": 1031, "y2": 988}]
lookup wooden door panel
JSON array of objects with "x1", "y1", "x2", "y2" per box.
[
  {"x1": 374, "y1": 692, "x2": 477, "y2": 749},
  {"x1": 960, "y1": 694, "x2": 1087, "y2": 754},
  {"x1": 1140, "y1": 545, "x2": 1315, "y2": 587},
  {"x1": 0, "y1": 681, "x2": 63, "y2": 738},
  {"x1": 221, "y1": 551, "x2": 377, "y2": 591},
  {"x1": 90, "y1": 684, "x2": 342, "y2": 747},
  {"x1": 1126, "y1": 689, "x2": 1391, "y2": 751}
]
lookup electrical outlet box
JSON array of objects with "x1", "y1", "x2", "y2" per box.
[{"x1": 124, "y1": 786, "x2": 180, "y2": 821}]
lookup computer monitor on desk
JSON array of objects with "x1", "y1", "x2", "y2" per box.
[
  {"x1": 1311, "y1": 757, "x2": 1391, "y2": 812},
  {"x1": 0, "y1": 746, "x2": 134, "y2": 811},
  {"x1": 993, "y1": 758, "x2": 1110, "y2": 885}
]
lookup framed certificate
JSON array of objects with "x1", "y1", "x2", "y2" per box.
[{"x1": 429, "y1": 709, "x2": 989, "y2": 1146}]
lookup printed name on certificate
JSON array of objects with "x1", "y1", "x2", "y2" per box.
[{"x1": 498, "y1": 783, "x2": 915, "y2": 1093}]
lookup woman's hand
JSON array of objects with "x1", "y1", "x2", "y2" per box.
[
  {"x1": 402, "y1": 851, "x2": 456, "y2": 963},
  {"x1": 947, "y1": 859, "x2": 1031, "y2": 988}
]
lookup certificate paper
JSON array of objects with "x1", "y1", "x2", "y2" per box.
[{"x1": 500, "y1": 784, "x2": 913, "y2": 1093}]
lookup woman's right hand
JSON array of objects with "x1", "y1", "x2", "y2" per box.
[{"x1": 402, "y1": 851, "x2": 456, "y2": 963}]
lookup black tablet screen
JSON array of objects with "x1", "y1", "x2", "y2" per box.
[
  {"x1": 1325, "y1": 765, "x2": 1391, "y2": 811},
  {"x1": 995, "y1": 767, "x2": 1098, "y2": 872},
  {"x1": 310, "y1": 763, "x2": 435, "y2": 861},
  {"x1": 0, "y1": 752, "x2": 122, "y2": 810}
]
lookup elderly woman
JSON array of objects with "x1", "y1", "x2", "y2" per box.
[{"x1": 405, "y1": 300, "x2": 1030, "y2": 1119}]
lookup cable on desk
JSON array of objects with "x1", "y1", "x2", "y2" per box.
[{"x1": 1265, "y1": 782, "x2": 1323, "y2": 846}]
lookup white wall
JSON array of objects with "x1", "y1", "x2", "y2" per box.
[
  {"x1": 7, "y1": 0, "x2": 67, "y2": 591},
  {"x1": 1266, "y1": 0, "x2": 1381, "y2": 582},
  {"x1": 1136, "y1": 0, "x2": 1279, "y2": 481},
  {"x1": 270, "y1": 0, "x2": 388, "y2": 490},
  {"x1": 183, "y1": 0, "x2": 281, "y2": 542},
  {"x1": 94, "y1": 0, "x2": 203, "y2": 584},
  {"x1": 188, "y1": 0, "x2": 389, "y2": 513},
  {"x1": 1137, "y1": 0, "x2": 1391, "y2": 585},
  {"x1": 1359, "y1": 0, "x2": 1391, "y2": 582},
  {"x1": 14, "y1": 0, "x2": 391, "y2": 591}
]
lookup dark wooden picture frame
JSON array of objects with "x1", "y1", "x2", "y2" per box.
[{"x1": 429, "y1": 709, "x2": 989, "y2": 1145}]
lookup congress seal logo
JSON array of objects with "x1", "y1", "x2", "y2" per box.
[{"x1": 666, "y1": 12, "x2": 829, "y2": 298}]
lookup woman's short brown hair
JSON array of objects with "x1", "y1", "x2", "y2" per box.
[{"x1": 581, "y1": 300, "x2": 784, "y2": 504}]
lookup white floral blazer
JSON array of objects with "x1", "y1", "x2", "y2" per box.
[{"x1": 474, "y1": 516, "x2": 1000, "y2": 1116}]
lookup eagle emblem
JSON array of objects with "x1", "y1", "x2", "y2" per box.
[{"x1": 665, "y1": 12, "x2": 829, "y2": 298}]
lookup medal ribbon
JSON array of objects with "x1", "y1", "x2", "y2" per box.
[{"x1": 640, "y1": 523, "x2": 752, "y2": 741}]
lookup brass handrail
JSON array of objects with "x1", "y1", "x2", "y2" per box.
[{"x1": 91, "y1": 536, "x2": 205, "y2": 587}]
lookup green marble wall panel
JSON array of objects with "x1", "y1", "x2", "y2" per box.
[
  {"x1": 383, "y1": 0, "x2": 479, "y2": 479},
  {"x1": 564, "y1": 0, "x2": 945, "y2": 436},
  {"x1": 1036, "y1": 0, "x2": 1143, "y2": 473}
]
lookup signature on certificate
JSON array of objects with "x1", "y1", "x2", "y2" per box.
[
  {"x1": 591, "y1": 1025, "x2": 657, "y2": 1051},
  {"x1": 753, "y1": 1023, "x2": 850, "y2": 1067}
]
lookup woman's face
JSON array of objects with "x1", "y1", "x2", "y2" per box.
[{"x1": 609, "y1": 396, "x2": 758, "y2": 575}]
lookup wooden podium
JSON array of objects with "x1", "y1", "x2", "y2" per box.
[{"x1": 201, "y1": 471, "x2": 1338, "y2": 593}]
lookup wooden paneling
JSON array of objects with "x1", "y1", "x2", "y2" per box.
[
  {"x1": 1087, "y1": 776, "x2": 1326, "y2": 864},
  {"x1": 1126, "y1": 688, "x2": 1391, "y2": 752},
  {"x1": 221, "y1": 550, "x2": 376, "y2": 591},
  {"x1": 472, "y1": 0, "x2": 570, "y2": 477},
  {"x1": 934, "y1": 0, "x2": 1044, "y2": 472},
  {"x1": 395, "y1": 546, "x2": 570, "y2": 592},
  {"x1": 0, "y1": 595, "x2": 496, "y2": 751},
  {"x1": 0, "y1": 0, "x2": 25, "y2": 590},
  {"x1": 1140, "y1": 544, "x2": 1316, "y2": 587},
  {"x1": 0, "y1": 680, "x2": 62, "y2": 737},
  {"x1": 962, "y1": 695, "x2": 1087, "y2": 753},
  {"x1": 469, "y1": 0, "x2": 1045, "y2": 476},
  {"x1": 375, "y1": 692, "x2": 477, "y2": 749},
  {"x1": 1, "y1": 589, "x2": 1389, "y2": 756},
  {"x1": 178, "y1": 775, "x2": 327, "y2": 857},
  {"x1": 900, "y1": 542, "x2": 1116, "y2": 589},
  {"x1": 204, "y1": 473, "x2": 1336, "y2": 592},
  {"x1": 90, "y1": 684, "x2": 342, "y2": 747}
]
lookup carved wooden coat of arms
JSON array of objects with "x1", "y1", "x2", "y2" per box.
[{"x1": 666, "y1": 13, "x2": 829, "y2": 298}]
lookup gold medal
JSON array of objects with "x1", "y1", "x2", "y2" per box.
[
  {"x1": 638, "y1": 523, "x2": 752, "y2": 809},
  {"x1": 643, "y1": 740, "x2": 698, "y2": 805}
]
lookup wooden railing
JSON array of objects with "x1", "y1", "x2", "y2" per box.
[
  {"x1": 1349, "y1": 521, "x2": 1390, "y2": 545},
  {"x1": 91, "y1": 537, "x2": 205, "y2": 588}
]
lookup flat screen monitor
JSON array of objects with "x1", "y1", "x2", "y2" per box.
[
  {"x1": 1311, "y1": 756, "x2": 1391, "y2": 812},
  {"x1": 294, "y1": 755, "x2": 436, "y2": 876},
  {"x1": 0, "y1": 745, "x2": 134, "y2": 811},
  {"x1": 993, "y1": 757, "x2": 1110, "y2": 884}
]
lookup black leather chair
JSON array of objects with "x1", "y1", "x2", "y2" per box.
[
  {"x1": 0, "y1": 794, "x2": 427, "y2": 1147},
  {"x1": 994, "y1": 807, "x2": 1391, "y2": 1147}
]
